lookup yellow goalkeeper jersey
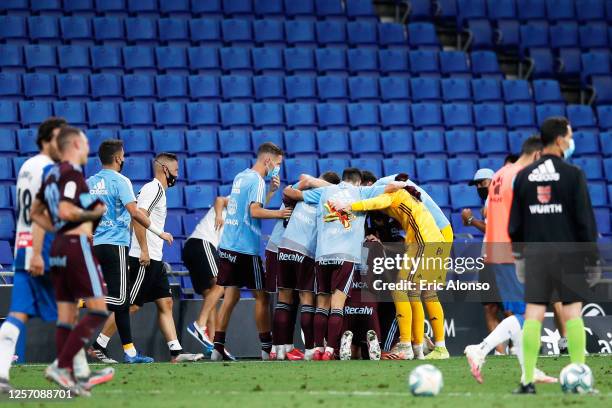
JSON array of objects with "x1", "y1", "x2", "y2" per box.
[{"x1": 350, "y1": 189, "x2": 444, "y2": 245}]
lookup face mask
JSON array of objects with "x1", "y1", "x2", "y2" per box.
[
  {"x1": 563, "y1": 138, "x2": 575, "y2": 160},
  {"x1": 165, "y1": 170, "x2": 177, "y2": 187},
  {"x1": 267, "y1": 162, "x2": 280, "y2": 179},
  {"x1": 118, "y1": 159, "x2": 125, "y2": 173},
  {"x1": 477, "y1": 187, "x2": 489, "y2": 201}
]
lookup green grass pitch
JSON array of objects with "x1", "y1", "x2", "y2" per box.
[{"x1": 2, "y1": 355, "x2": 610, "y2": 408}]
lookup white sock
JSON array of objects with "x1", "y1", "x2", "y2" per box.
[
  {"x1": 73, "y1": 348, "x2": 91, "y2": 379},
  {"x1": 508, "y1": 316, "x2": 524, "y2": 372},
  {"x1": 96, "y1": 333, "x2": 110, "y2": 349},
  {"x1": 123, "y1": 343, "x2": 137, "y2": 358},
  {"x1": 479, "y1": 315, "x2": 521, "y2": 355},
  {"x1": 435, "y1": 341, "x2": 445, "y2": 348},
  {"x1": 167, "y1": 340, "x2": 182, "y2": 351},
  {"x1": 0, "y1": 321, "x2": 20, "y2": 380}
]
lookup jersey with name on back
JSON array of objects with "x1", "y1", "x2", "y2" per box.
[
  {"x1": 219, "y1": 168, "x2": 267, "y2": 256},
  {"x1": 87, "y1": 169, "x2": 136, "y2": 247},
  {"x1": 129, "y1": 178, "x2": 166, "y2": 261}
]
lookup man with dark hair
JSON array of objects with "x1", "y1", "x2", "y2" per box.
[
  {"x1": 509, "y1": 117, "x2": 597, "y2": 394},
  {"x1": 87, "y1": 140, "x2": 173, "y2": 364},
  {"x1": 30, "y1": 126, "x2": 111, "y2": 395},
  {"x1": 360, "y1": 170, "x2": 377, "y2": 186},
  {"x1": 212, "y1": 142, "x2": 291, "y2": 361},
  {"x1": 342, "y1": 167, "x2": 363, "y2": 185},
  {"x1": 36, "y1": 117, "x2": 67, "y2": 150}
]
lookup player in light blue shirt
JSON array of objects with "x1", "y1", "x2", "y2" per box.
[
  {"x1": 213, "y1": 142, "x2": 292, "y2": 362},
  {"x1": 86, "y1": 140, "x2": 172, "y2": 364}
]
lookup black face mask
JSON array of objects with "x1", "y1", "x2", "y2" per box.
[
  {"x1": 118, "y1": 159, "x2": 125, "y2": 173},
  {"x1": 165, "y1": 169, "x2": 177, "y2": 187},
  {"x1": 477, "y1": 187, "x2": 489, "y2": 201}
]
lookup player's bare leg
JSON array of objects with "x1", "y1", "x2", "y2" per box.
[
  {"x1": 211, "y1": 286, "x2": 240, "y2": 361},
  {"x1": 154, "y1": 297, "x2": 203, "y2": 363}
]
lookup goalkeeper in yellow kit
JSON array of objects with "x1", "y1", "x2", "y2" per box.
[{"x1": 332, "y1": 175, "x2": 452, "y2": 360}]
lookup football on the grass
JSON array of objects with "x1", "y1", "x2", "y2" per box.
[
  {"x1": 560, "y1": 363, "x2": 594, "y2": 394},
  {"x1": 408, "y1": 364, "x2": 443, "y2": 396}
]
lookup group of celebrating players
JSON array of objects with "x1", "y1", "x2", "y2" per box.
[{"x1": 0, "y1": 113, "x2": 595, "y2": 396}]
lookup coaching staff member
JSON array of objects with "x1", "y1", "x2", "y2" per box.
[{"x1": 508, "y1": 117, "x2": 598, "y2": 394}]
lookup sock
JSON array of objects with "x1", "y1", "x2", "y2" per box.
[
  {"x1": 272, "y1": 302, "x2": 292, "y2": 346},
  {"x1": 58, "y1": 311, "x2": 108, "y2": 370},
  {"x1": 259, "y1": 332, "x2": 272, "y2": 354},
  {"x1": 521, "y1": 319, "x2": 542, "y2": 385},
  {"x1": 96, "y1": 333, "x2": 110, "y2": 350},
  {"x1": 566, "y1": 317, "x2": 586, "y2": 364},
  {"x1": 300, "y1": 305, "x2": 316, "y2": 349},
  {"x1": 0, "y1": 316, "x2": 25, "y2": 380},
  {"x1": 479, "y1": 315, "x2": 521, "y2": 355},
  {"x1": 394, "y1": 301, "x2": 412, "y2": 343},
  {"x1": 123, "y1": 343, "x2": 137, "y2": 358},
  {"x1": 56, "y1": 322, "x2": 74, "y2": 363},
  {"x1": 72, "y1": 348, "x2": 91, "y2": 379},
  {"x1": 115, "y1": 309, "x2": 133, "y2": 347},
  {"x1": 313, "y1": 308, "x2": 329, "y2": 348},
  {"x1": 326, "y1": 308, "x2": 344, "y2": 352},
  {"x1": 168, "y1": 340, "x2": 183, "y2": 357},
  {"x1": 410, "y1": 301, "x2": 425, "y2": 346},
  {"x1": 424, "y1": 300, "x2": 445, "y2": 344},
  {"x1": 213, "y1": 331, "x2": 226, "y2": 354},
  {"x1": 509, "y1": 316, "x2": 524, "y2": 373}
]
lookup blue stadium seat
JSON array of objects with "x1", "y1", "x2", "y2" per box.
[
  {"x1": 221, "y1": 75, "x2": 253, "y2": 100},
  {"x1": 0, "y1": 211, "x2": 15, "y2": 240},
  {"x1": 477, "y1": 130, "x2": 508, "y2": 154},
  {"x1": 546, "y1": 0, "x2": 575, "y2": 21},
  {"x1": 449, "y1": 184, "x2": 481, "y2": 209},
  {"x1": 156, "y1": 47, "x2": 188, "y2": 74},
  {"x1": 53, "y1": 101, "x2": 86, "y2": 126},
  {"x1": 0, "y1": 73, "x2": 22, "y2": 100},
  {"x1": 60, "y1": 16, "x2": 92, "y2": 44},
  {"x1": 380, "y1": 103, "x2": 411, "y2": 128},
  {"x1": 122, "y1": 156, "x2": 151, "y2": 181},
  {"x1": 85, "y1": 156, "x2": 102, "y2": 179},
  {"x1": 579, "y1": 22, "x2": 608, "y2": 50},
  {"x1": 516, "y1": 0, "x2": 546, "y2": 21},
  {"x1": 346, "y1": 0, "x2": 378, "y2": 22},
  {"x1": 125, "y1": 18, "x2": 157, "y2": 44},
  {"x1": 567, "y1": 105, "x2": 597, "y2": 130},
  {"x1": 252, "y1": 129, "x2": 283, "y2": 150},
  {"x1": 0, "y1": 15, "x2": 27, "y2": 43},
  {"x1": 87, "y1": 101, "x2": 120, "y2": 126},
  {"x1": 186, "y1": 157, "x2": 218, "y2": 182},
  {"x1": 315, "y1": 0, "x2": 345, "y2": 20},
  {"x1": 156, "y1": 75, "x2": 188, "y2": 101},
  {"x1": 126, "y1": 0, "x2": 158, "y2": 16},
  {"x1": 380, "y1": 77, "x2": 410, "y2": 101},
  {"x1": 185, "y1": 129, "x2": 218, "y2": 156},
  {"x1": 411, "y1": 103, "x2": 442, "y2": 129},
  {"x1": 16, "y1": 129, "x2": 38, "y2": 155},
  {"x1": 383, "y1": 158, "x2": 415, "y2": 178},
  {"x1": 23, "y1": 73, "x2": 55, "y2": 99},
  {"x1": 219, "y1": 157, "x2": 250, "y2": 182},
  {"x1": 252, "y1": 103, "x2": 284, "y2": 128},
  {"x1": 378, "y1": 23, "x2": 407, "y2": 48},
  {"x1": 253, "y1": 20, "x2": 284, "y2": 47},
  {"x1": 472, "y1": 78, "x2": 502, "y2": 102},
  {"x1": 443, "y1": 103, "x2": 473, "y2": 128},
  {"x1": 87, "y1": 129, "x2": 115, "y2": 156},
  {"x1": 284, "y1": 47, "x2": 316, "y2": 74},
  {"x1": 315, "y1": 21, "x2": 344, "y2": 47},
  {"x1": 0, "y1": 129, "x2": 16, "y2": 153},
  {"x1": 90, "y1": 46, "x2": 123, "y2": 73},
  {"x1": 0, "y1": 44, "x2": 23, "y2": 73},
  {"x1": 254, "y1": 0, "x2": 284, "y2": 18},
  {"x1": 592, "y1": 76, "x2": 612, "y2": 105},
  {"x1": 348, "y1": 48, "x2": 379, "y2": 74},
  {"x1": 421, "y1": 183, "x2": 450, "y2": 208},
  {"x1": 28, "y1": 16, "x2": 59, "y2": 43},
  {"x1": 92, "y1": 17, "x2": 125, "y2": 44},
  {"x1": 121, "y1": 101, "x2": 153, "y2": 127},
  {"x1": 527, "y1": 48, "x2": 556, "y2": 79},
  {"x1": 407, "y1": 22, "x2": 439, "y2": 49},
  {"x1": 505, "y1": 103, "x2": 536, "y2": 129},
  {"x1": 411, "y1": 77, "x2": 441, "y2": 102},
  {"x1": 318, "y1": 158, "x2": 348, "y2": 175},
  {"x1": 604, "y1": 157, "x2": 612, "y2": 180},
  {"x1": 152, "y1": 129, "x2": 185, "y2": 153},
  {"x1": 58, "y1": 45, "x2": 90, "y2": 72},
  {"x1": 347, "y1": 103, "x2": 379, "y2": 128},
  {"x1": 588, "y1": 182, "x2": 608, "y2": 206},
  {"x1": 122, "y1": 46, "x2": 156, "y2": 73},
  {"x1": 191, "y1": 0, "x2": 223, "y2": 18},
  {"x1": 573, "y1": 157, "x2": 603, "y2": 180},
  {"x1": 316, "y1": 103, "x2": 348, "y2": 128},
  {"x1": 413, "y1": 129, "x2": 444, "y2": 155},
  {"x1": 285, "y1": 20, "x2": 317, "y2": 47},
  {"x1": 347, "y1": 21, "x2": 378, "y2": 47},
  {"x1": 445, "y1": 130, "x2": 477, "y2": 155},
  {"x1": 379, "y1": 49, "x2": 410, "y2": 75},
  {"x1": 285, "y1": 0, "x2": 315, "y2": 19},
  {"x1": 223, "y1": 0, "x2": 253, "y2": 17},
  {"x1": 478, "y1": 156, "x2": 505, "y2": 171},
  {"x1": 439, "y1": 51, "x2": 471, "y2": 78},
  {"x1": 90, "y1": 74, "x2": 122, "y2": 100},
  {"x1": 284, "y1": 75, "x2": 315, "y2": 101},
  {"x1": 597, "y1": 105, "x2": 612, "y2": 129},
  {"x1": 222, "y1": 19, "x2": 253, "y2": 46},
  {"x1": 317, "y1": 76, "x2": 348, "y2": 101},
  {"x1": 580, "y1": 51, "x2": 611, "y2": 84},
  {"x1": 603, "y1": 131, "x2": 612, "y2": 156},
  {"x1": 123, "y1": 74, "x2": 155, "y2": 100},
  {"x1": 24, "y1": 45, "x2": 57, "y2": 72},
  {"x1": 572, "y1": 131, "x2": 599, "y2": 156},
  {"x1": 185, "y1": 185, "x2": 217, "y2": 210},
  {"x1": 466, "y1": 19, "x2": 494, "y2": 50},
  {"x1": 254, "y1": 75, "x2": 284, "y2": 101},
  {"x1": 533, "y1": 80, "x2": 564, "y2": 104},
  {"x1": 519, "y1": 22, "x2": 550, "y2": 57},
  {"x1": 0, "y1": 157, "x2": 13, "y2": 180},
  {"x1": 219, "y1": 103, "x2": 252, "y2": 127},
  {"x1": 550, "y1": 22, "x2": 579, "y2": 49},
  {"x1": 474, "y1": 103, "x2": 505, "y2": 128},
  {"x1": 218, "y1": 129, "x2": 251, "y2": 155},
  {"x1": 315, "y1": 48, "x2": 347, "y2": 75},
  {"x1": 381, "y1": 130, "x2": 413, "y2": 156},
  {"x1": 594, "y1": 207, "x2": 611, "y2": 235},
  {"x1": 457, "y1": 0, "x2": 487, "y2": 26},
  {"x1": 19, "y1": 101, "x2": 52, "y2": 126},
  {"x1": 284, "y1": 130, "x2": 317, "y2": 155},
  {"x1": 470, "y1": 51, "x2": 502, "y2": 78},
  {"x1": 0, "y1": 185, "x2": 11, "y2": 209},
  {"x1": 284, "y1": 103, "x2": 316, "y2": 128},
  {"x1": 316, "y1": 130, "x2": 349, "y2": 156},
  {"x1": 576, "y1": 0, "x2": 606, "y2": 22},
  {"x1": 448, "y1": 157, "x2": 478, "y2": 183},
  {"x1": 252, "y1": 48, "x2": 283, "y2": 74},
  {"x1": 0, "y1": 101, "x2": 18, "y2": 125},
  {"x1": 188, "y1": 75, "x2": 221, "y2": 100},
  {"x1": 350, "y1": 158, "x2": 382, "y2": 177},
  {"x1": 416, "y1": 158, "x2": 447, "y2": 182},
  {"x1": 159, "y1": 0, "x2": 190, "y2": 15},
  {"x1": 536, "y1": 104, "x2": 566, "y2": 126},
  {"x1": 119, "y1": 129, "x2": 152, "y2": 154},
  {"x1": 189, "y1": 19, "x2": 222, "y2": 46},
  {"x1": 502, "y1": 79, "x2": 532, "y2": 102},
  {"x1": 220, "y1": 47, "x2": 252, "y2": 74},
  {"x1": 409, "y1": 50, "x2": 439, "y2": 77},
  {"x1": 182, "y1": 213, "x2": 201, "y2": 235},
  {"x1": 349, "y1": 130, "x2": 381, "y2": 155},
  {"x1": 166, "y1": 186, "x2": 185, "y2": 210},
  {"x1": 441, "y1": 78, "x2": 471, "y2": 102},
  {"x1": 348, "y1": 76, "x2": 379, "y2": 101},
  {"x1": 508, "y1": 130, "x2": 533, "y2": 154},
  {"x1": 57, "y1": 74, "x2": 89, "y2": 100},
  {"x1": 285, "y1": 158, "x2": 318, "y2": 183},
  {"x1": 159, "y1": 18, "x2": 189, "y2": 44}
]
